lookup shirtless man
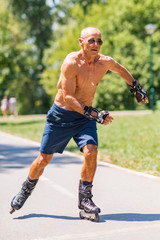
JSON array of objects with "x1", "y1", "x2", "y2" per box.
[{"x1": 10, "y1": 27, "x2": 148, "y2": 221}]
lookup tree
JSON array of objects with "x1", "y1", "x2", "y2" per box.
[
  {"x1": 9, "y1": 0, "x2": 54, "y2": 61},
  {"x1": 42, "y1": 0, "x2": 160, "y2": 110},
  {"x1": 0, "y1": 0, "x2": 55, "y2": 113},
  {"x1": 0, "y1": 1, "x2": 49, "y2": 114},
  {"x1": 53, "y1": 0, "x2": 106, "y2": 24}
]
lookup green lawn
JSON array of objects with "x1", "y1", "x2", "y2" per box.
[{"x1": 0, "y1": 112, "x2": 160, "y2": 176}]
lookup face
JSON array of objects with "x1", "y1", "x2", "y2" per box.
[{"x1": 79, "y1": 30, "x2": 103, "y2": 56}]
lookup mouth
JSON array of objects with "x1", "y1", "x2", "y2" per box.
[{"x1": 91, "y1": 49, "x2": 98, "y2": 52}]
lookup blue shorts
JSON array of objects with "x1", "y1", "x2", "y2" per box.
[{"x1": 40, "y1": 103, "x2": 98, "y2": 154}]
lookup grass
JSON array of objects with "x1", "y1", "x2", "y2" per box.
[
  {"x1": 97, "y1": 112, "x2": 160, "y2": 176},
  {"x1": 0, "y1": 112, "x2": 160, "y2": 176}
]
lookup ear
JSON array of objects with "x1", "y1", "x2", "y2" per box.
[{"x1": 79, "y1": 38, "x2": 83, "y2": 46}]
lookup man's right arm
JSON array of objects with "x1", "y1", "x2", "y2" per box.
[{"x1": 61, "y1": 57, "x2": 85, "y2": 114}]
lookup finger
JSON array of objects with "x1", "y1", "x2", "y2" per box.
[
  {"x1": 104, "y1": 120, "x2": 110, "y2": 125},
  {"x1": 108, "y1": 115, "x2": 114, "y2": 120},
  {"x1": 103, "y1": 119, "x2": 109, "y2": 124},
  {"x1": 104, "y1": 116, "x2": 113, "y2": 124},
  {"x1": 143, "y1": 98, "x2": 149, "y2": 103},
  {"x1": 107, "y1": 114, "x2": 114, "y2": 120},
  {"x1": 106, "y1": 116, "x2": 113, "y2": 123}
]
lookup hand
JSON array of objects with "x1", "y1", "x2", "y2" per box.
[
  {"x1": 138, "y1": 97, "x2": 149, "y2": 105},
  {"x1": 91, "y1": 110, "x2": 98, "y2": 116},
  {"x1": 103, "y1": 114, "x2": 114, "y2": 125},
  {"x1": 84, "y1": 106, "x2": 113, "y2": 124}
]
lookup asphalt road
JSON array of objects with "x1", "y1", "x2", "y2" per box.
[{"x1": 0, "y1": 131, "x2": 160, "y2": 240}]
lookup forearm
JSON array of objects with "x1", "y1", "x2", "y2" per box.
[
  {"x1": 117, "y1": 65, "x2": 134, "y2": 86},
  {"x1": 64, "y1": 95, "x2": 85, "y2": 114}
]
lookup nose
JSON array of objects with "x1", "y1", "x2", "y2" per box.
[{"x1": 94, "y1": 42, "x2": 99, "y2": 48}]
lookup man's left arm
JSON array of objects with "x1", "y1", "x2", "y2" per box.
[{"x1": 107, "y1": 57, "x2": 149, "y2": 104}]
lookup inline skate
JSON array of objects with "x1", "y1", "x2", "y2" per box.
[
  {"x1": 10, "y1": 179, "x2": 38, "y2": 214},
  {"x1": 78, "y1": 180, "x2": 101, "y2": 222}
]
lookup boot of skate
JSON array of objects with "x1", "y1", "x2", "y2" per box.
[
  {"x1": 78, "y1": 180, "x2": 101, "y2": 214},
  {"x1": 10, "y1": 179, "x2": 38, "y2": 213}
]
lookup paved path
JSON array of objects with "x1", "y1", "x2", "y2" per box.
[{"x1": 0, "y1": 131, "x2": 160, "y2": 240}]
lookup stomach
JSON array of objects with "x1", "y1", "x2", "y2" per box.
[
  {"x1": 54, "y1": 90, "x2": 73, "y2": 110},
  {"x1": 54, "y1": 89, "x2": 95, "y2": 110}
]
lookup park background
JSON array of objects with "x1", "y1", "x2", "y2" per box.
[
  {"x1": 0, "y1": 0, "x2": 160, "y2": 114},
  {"x1": 0, "y1": 0, "x2": 160, "y2": 176}
]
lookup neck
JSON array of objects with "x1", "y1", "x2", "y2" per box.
[{"x1": 81, "y1": 51, "x2": 97, "y2": 65}]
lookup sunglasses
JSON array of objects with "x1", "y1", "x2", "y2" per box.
[{"x1": 87, "y1": 38, "x2": 103, "y2": 46}]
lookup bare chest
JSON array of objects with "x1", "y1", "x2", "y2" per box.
[{"x1": 76, "y1": 63, "x2": 107, "y2": 89}]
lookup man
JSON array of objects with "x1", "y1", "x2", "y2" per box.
[
  {"x1": 1, "y1": 96, "x2": 8, "y2": 117},
  {"x1": 10, "y1": 27, "x2": 148, "y2": 221},
  {"x1": 8, "y1": 96, "x2": 17, "y2": 117}
]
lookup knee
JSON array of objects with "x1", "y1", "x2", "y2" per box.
[
  {"x1": 83, "y1": 144, "x2": 98, "y2": 159},
  {"x1": 36, "y1": 153, "x2": 53, "y2": 168}
]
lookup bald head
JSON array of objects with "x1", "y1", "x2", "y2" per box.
[{"x1": 81, "y1": 27, "x2": 101, "y2": 39}]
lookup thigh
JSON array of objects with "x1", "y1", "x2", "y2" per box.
[
  {"x1": 40, "y1": 121, "x2": 74, "y2": 154},
  {"x1": 73, "y1": 120, "x2": 98, "y2": 152}
]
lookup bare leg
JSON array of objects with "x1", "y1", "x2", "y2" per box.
[
  {"x1": 2, "y1": 110, "x2": 7, "y2": 117},
  {"x1": 29, "y1": 152, "x2": 53, "y2": 180},
  {"x1": 81, "y1": 144, "x2": 98, "y2": 182},
  {"x1": 10, "y1": 152, "x2": 53, "y2": 213},
  {"x1": 79, "y1": 144, "x2": 100, "y2": 221}
]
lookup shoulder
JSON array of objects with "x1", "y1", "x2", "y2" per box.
[
  {"x1": 61, "y1": 51, "x2": 80, "y2": 77},
  {"x1": 61, "y1": 51, "x2": 79, "y2": 73},
  {"x1": 99, "y1": 54, "x2": 116, "y2": 65},
  {"x1": 98, "y1": 54, "x2": 119, "y2": 71},
  {"x1": 63, "y1": 51, "x2": 80, "y2": 67}
]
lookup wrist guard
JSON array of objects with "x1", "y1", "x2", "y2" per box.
[
  {"x1": 130, "y1": 80, "x2": 148, "y2": 103},
  {"x1": 83, "y1": 106, "x2": 109, "y2": 124}
]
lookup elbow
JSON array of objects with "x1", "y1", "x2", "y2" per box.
[{"x1": 63, "y1": 94, "x2": 72, "y2": 104}]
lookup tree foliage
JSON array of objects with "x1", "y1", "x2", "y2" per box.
[
  {"x1": 1, "y1": 0, "x2": 160, "y2": 113},
  {"x1": 0, "y1": 2, "x2": 36, "y2": 113},
  {"x1": 42, "y1": 0, "x2": 160, "y2": 110},
  {"x1": 0, "y1": 0, "x2": 53, "y2": 114}
]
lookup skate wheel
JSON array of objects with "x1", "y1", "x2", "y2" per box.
[
  {"x1": 79, "y1": 210, "x2": 100, "y2": 222},
  {"x1": 79, "y1": 211, "x2": 85, "y2": 219},
  {"x1": 94, "y1": 214, "x2": 100, "y2": 222},
  {"x1": 10, "y1": 208, "x2": 15, "y2": 214}
]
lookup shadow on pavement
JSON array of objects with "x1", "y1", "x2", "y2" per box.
[
  {"x1": 13, "y1": 212, "x2": 160, "y2": 222},
  {"x1": 13, "y1": 213, "x2": 80, "y2": 220},
  {"x1": 100, "y1": 213, "x2": 160, "y2": 222},
  {"x1": 0, "y1": 144, "x2": 84, "y2": 173}
]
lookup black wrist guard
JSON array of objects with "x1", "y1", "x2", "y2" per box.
[
  {"x1": 130, "y1": 79, "x2": 148, "y2": 103},
  {"x1": 83, "y1": 106, "x2": 109, "y2": 124}
]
